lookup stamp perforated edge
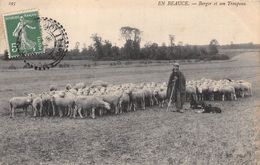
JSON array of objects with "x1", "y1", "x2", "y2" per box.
[{"x1": 2, "y1": 9, "x2": 43, "y2": 59}]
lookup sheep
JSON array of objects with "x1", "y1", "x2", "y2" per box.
[
  {"x1": 41, "y1": 92, "x2": 53, "y2": 116},
  {"x1": 32, "y1": 95, "x2": 43, "y2": 117},
  {"x1": 220, "y1": 85, "x2": 237, "y2": 101},
  {"x1": 208, "y1": 84, "x2": 216, "y2": 101},
  {"x1": 49, "y1": 85, "x2": 58, "y2": 91},
  {"x1": 154, "y1": 89, "x2": 167, "y2": 108},
  {"x1": 129, "y1": 89, "x2": 145, "y2": 111},
  {"x1": 196, "y1": 83, "x2": 209, "y2": 101},
  {"x1": 74, "y1": 96, "x2": 110, "y2": 119},
  {"x1": 67, "y1": 88, "x2": 78, "y2": 95},
  {"x1": 48, "y1": 91, "x2": 65, "y2": 116},
  {"x1": 73, "y1": 82, "x2": 86, "y2": 90},
  {"x1": 101, "y1": 91, "x2": 123, "y2": 114},
  {"x1": 119, "y1": 90, "x2": 131, "y2": 112},
  {"x1": 65, "y1": 84, "x2": 72, "y2": 90},
  {"x1": 185, "y1": 84, "x2": 196, "y2": 101},
  {"x1": 9, "y1": 78, "x2": 252, "y2": 119},
  {"x1": 64, "y1": 91, "x2": 78, "y2": 117},
  {"x1": 51, "y1": 91, "x2": 75, "y2": 117},
  {"x1": 236, "y1": 80, "x2": 252, "y2": 97},
  {"x1": 143, "y1": 87, "x2": 156, "y2": 106},
  {"x1": 91, "y1": 80, "x2": 109, "y2": 88},
  {"x1": 9, "y1": 94, "x2": 33, "y2": 118}
]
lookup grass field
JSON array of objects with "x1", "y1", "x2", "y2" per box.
[{"x1": 0, "y1": 51, "x2": 259, "y2": 164}]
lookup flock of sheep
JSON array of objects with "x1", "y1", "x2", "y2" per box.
[{"x1": 9, "y1": 78, "x2": 252, "y2": 119}]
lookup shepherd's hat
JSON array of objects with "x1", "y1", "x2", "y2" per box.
[{"x1": 173, "y1": 62, "x2": 179, "y2": 67}]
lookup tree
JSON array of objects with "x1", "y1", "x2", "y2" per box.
[
  {"x1": 81, "y1": 43, "x2": 88, "y2": 56},
  {"x1": 68, "y1": 42, "x2": 80, "y2": 56},
  {"x1": 102, "y1": 40, "x2": 113, "y2": 59},
  {"x1": 91, "y1": 34, "x2": 104, "y2": 59},
  {"x1": 169, "y1": 35, "x2": 176, "y2": 58},
  {"x1": 120, "y1": 26, "x2": 142, "y2": 59},
  {"x1": 209, "y1": 39, "x2": 219, "y2": 55},
  {"x1": 169, "y1": 35, "x2": 175, "y2": 47},
  {"x1": 75, "y1": 42, "x2": 80, "y2": 50},
  {"x1": 120, "y1": 26, "x2": 141, "y2": 43}
]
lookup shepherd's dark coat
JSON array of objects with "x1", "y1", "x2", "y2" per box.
[{"x1": 166, "y1": 70, "x2": 186, "y2": 109}]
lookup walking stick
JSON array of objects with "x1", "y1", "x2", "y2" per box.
[{"x1": 166, "y1": 79, "x2": 176, "y2": 112}]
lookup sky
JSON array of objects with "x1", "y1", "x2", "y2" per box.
[{"x1": 0, "y1": 0, "x2": 259, "y2": 52}]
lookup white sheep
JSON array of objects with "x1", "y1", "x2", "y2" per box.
[
  {"x1": 154, "y1": 89, "x2": 167, "y2": 107},
  {"x1": 31, "y1": 94, "x2": 43, "y2": 117},
  {"x1": 10, "y1": 78, "x2": 253, "y2": 119},
  {"x1": 119, "y1": 90, "x2": 131, "y2": 112},
  {"x1": 143, "y1": 87, "x2": 156, "y2": 106},
  {"x1": 237, "y1": 80, "x2": 252, "y2": 97},
  {"x1": 129, "y1": 89, "x2": 145, "y2": 111},
  {"x1": 220, "y1": 85, "x2": 237, "y2": 101},
  {"x1": 197, "y1": 83, "x2": 209, "y2": 101},
  {"x1": 185, "y1": 84, "x2": 196, "y2": 101},
  {"x1": 41, "y1": 92, "x2": 53, "y2": 116},
  {"x1": 51, "y1": 91, "x2": 75, "y2": 117},
  {"x1": 74, "y1": 96, "x2": 110, "y2": 119},
  {"x1": 101, "y1": 91, "x2": 123, "y2": 114},
  {"x1": 73, "y1": 82, "x2": 86, "y2": 90},
  {"x1": 65, "y1": 83, "x2": 72, "y2": 90},
  {"x1": 9, "y1": 94, "x2": 33, "y2": 118},
  {"x1": 49, "y1": 85, "x2": 58, "y2": 91},
  {"x1": 91, "y1": 80, "x2": 109, "y2": 88}
]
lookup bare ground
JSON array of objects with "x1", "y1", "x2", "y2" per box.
[{"x1": 0, "y1": 52, "x2": 259, "y2": 165}]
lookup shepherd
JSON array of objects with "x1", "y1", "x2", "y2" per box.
[{"x1": 166, "y1": 63, "x2": 186, "y2": 113}]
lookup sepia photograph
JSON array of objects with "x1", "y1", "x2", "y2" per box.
[{"x1": 0, "y1": 0, "x2": 259, "y2": 164}]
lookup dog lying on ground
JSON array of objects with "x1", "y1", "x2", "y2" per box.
[
  {"x1": 201, "y1": 103, "x2": 222, "y2": 113},
  {"x1": 190, "y1": 95, "x2": 222, "y2": 113}
]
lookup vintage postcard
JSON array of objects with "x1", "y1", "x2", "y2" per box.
[{"x1": 0, "y1": 0, "x2": 259, "y2": 164}]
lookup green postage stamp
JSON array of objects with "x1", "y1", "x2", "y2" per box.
[{"x1": 3, "y1": 9, "x2": 44, "y2": 58}]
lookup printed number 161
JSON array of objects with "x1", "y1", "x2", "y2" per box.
[{"x1": 9, "y1": 2, "x2": 16, "y2": 6}]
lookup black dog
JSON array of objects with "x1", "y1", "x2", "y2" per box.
[
  {"x1": 201, "y1": 103, "x2": 222, "y2": 113},
  {"x1": 190, "y1": 95, "x2": 222, "y2": 113}
]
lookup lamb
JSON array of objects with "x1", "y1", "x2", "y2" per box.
[
  {"x1": 74, "y1": 96, "x2": 111, "y2": 119},
  {"x1": 9, "y1": 94, "x2": 33, "y2": 118}
]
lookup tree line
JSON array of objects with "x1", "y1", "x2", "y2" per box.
[
  {"x1": 66, "y1": 26, "x2": 220, "y2": 60},
  {"x1": 3, "y1": 26, "x2": 223, "y2": 60}
]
